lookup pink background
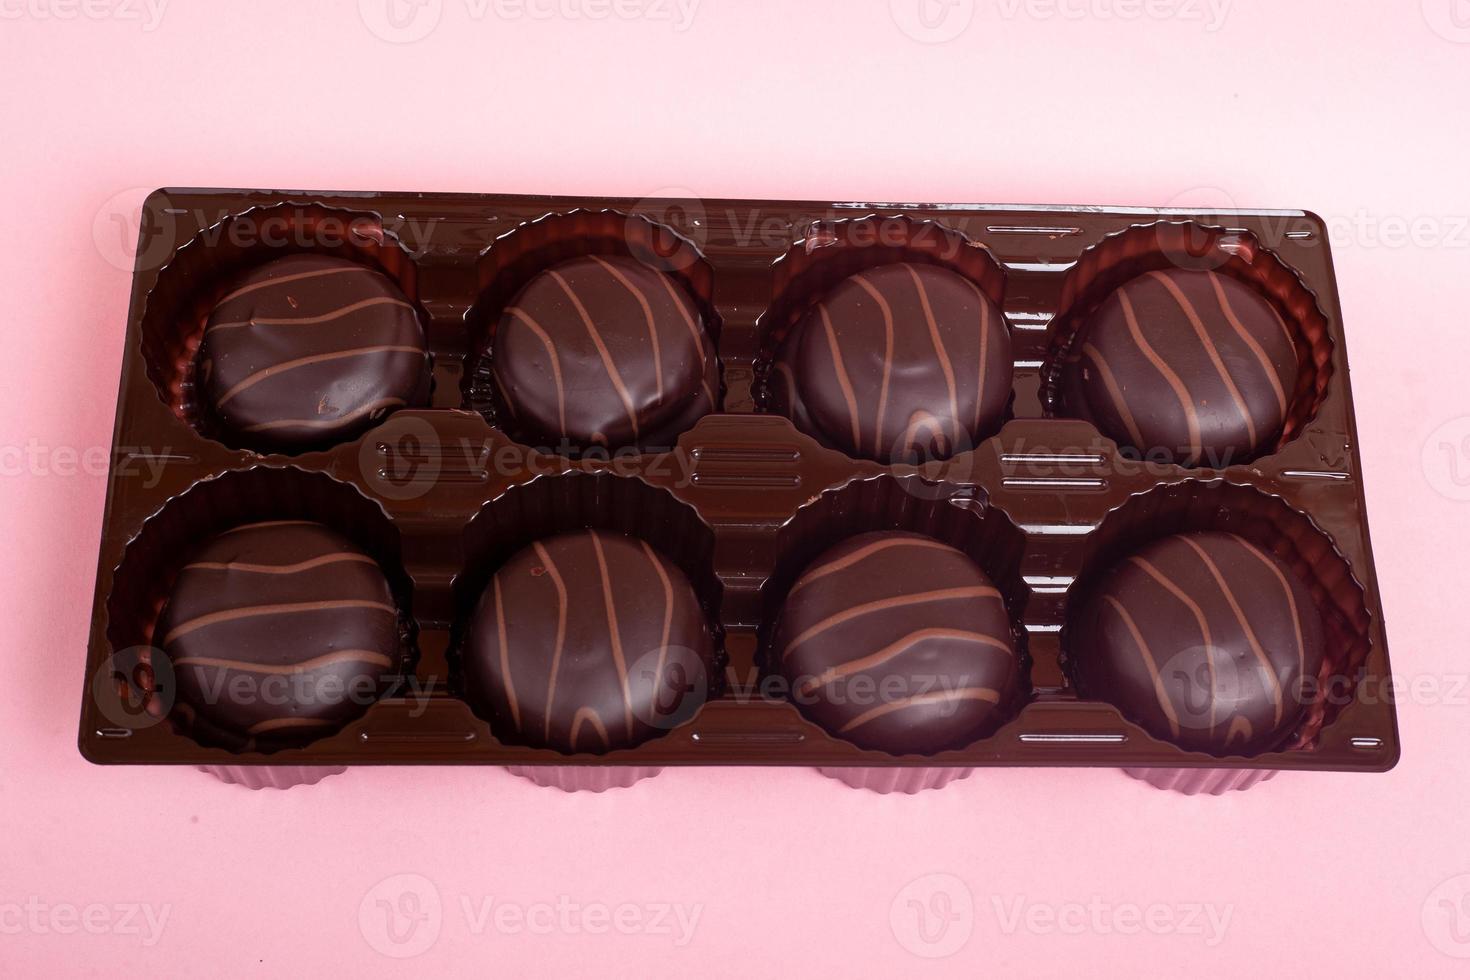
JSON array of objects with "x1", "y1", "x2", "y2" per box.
[{"x1": 3, "y1": 0, "x2": 1470, "y2": 974}]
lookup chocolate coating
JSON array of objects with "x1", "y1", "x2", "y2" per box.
[
  {"x1": 492, "y1": 256, "x2": 718, "y2": 450},
  {"x1": 1071, "y1": 531, "x2": 1325, "y2": 756},
  {"x1": 156, "y1": 521, "x2": 404, "y2": 749},
  {"x1": 772, "y1": 532, "x2": 1020, "y2": 755},
  {"x1": 462, "y1": 530, "x2": 716, "y2": 754},
  {"x1": 198, "y1": 254, "x2": 430, "y2": 451},
  {"x1": 773, "y1": 263, "x2": 1012, "y2": 463},
  {"x1": 1069, "y1": 269, "x2": 1298, "y2": 466}
]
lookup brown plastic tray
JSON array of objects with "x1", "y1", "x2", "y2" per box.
[{"x1": 79, "y1": 188, "x2": 1398, "y2": 773}]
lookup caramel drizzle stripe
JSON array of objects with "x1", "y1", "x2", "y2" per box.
[
  {"x1": 490, "y1": 360, "x2": 520, "y2": 420},
  {"x1": 217, "y1": 520, "x2": 317, "y2": 535},
  {"x1": 1147, "y1": 270, "x2": 1256, "y2": 448},
  {"x1": 774, "y1": 361, "x2": 799, "y2": 408},
  {"x1": 247, "y1": 717, "x2": 335, "y2": 735},
  {"x1": 906, "y1": 264, "x2": 961, "y2": 448},
  {"x1": 780, "y1": 587, "x2": 1000, "y2": 661},
  {"x1": 569, "y1": 708, "x2": 611, "y2": 752},
  {"x1": 1102, "y1": 594, "x2": 1182, "y2": 740},
  {"x1": 184, "y1": 552, "x2": 377, "y2": 575},
  {"x1": 173, "y1": 649, "x2": 395, "y2": 675},
  {"x1": 817, "y1": 304, "x2": 862, "y2": 451},
  {"x1": 591, "y1": 255, "x2": 663, "y2": 402},
  {"x1": 1208, "y1": 271, "x2": 1289, "y2": 419},
  {"x1": 589, "y1": 532, "x2": 635, "y2": 738},
  {"x1": 215, "y1": 265, "x2": 375, "y2": 306},
  {"x1": 788, "y1": 537, "x2": 957, "y2": 599},
  {"x1": 214, "y1": 346, "x2": 424, "y2": 407},
  {"x1": 654, "y1": 270, "x2": 707, "y2": 359},
  {"x1": 1228, "y1": 534, "x2": 1307, "y2": 695},
  {"x1": 493, "y1": 575, "x2": 520, "y2": 733},
  {"x1": 1081, "y1": 342, "x2": 1146, "y2": 449},
  {"x1": 550, "y1": 270, "x2": 640, "y2": 441},
  {"x1": 1265, "y1": 296, "x2": 1297, "y2": 354},
  {"x1": 1224, "y1": 716, "x2": 1254, "y2": 747},
  {"x1": 658, "y1": 275, "x2": 716, "y2": 410},
  {"x1": 1177, "y1": 535, "x2": 1285, "y2": 727},
  {"x1": 533, "y1": 541, "x2": 569, "y2": 744},
  {"x1": 504, "y1": 307, "x2": 566, "y2": 433},
  {"x1": 958, "y1": 275, "x2": 993, "y2": 436},
  {"x1": 851, "y1": 272, "x2": 895, "y2": 458},
  {"x1": 242, "y1": 397, "x2": 407, "y2": 433},
  {"x1": 898, "y1": 410, "x2": 949, "y2": 458},
  {"x1": 838, "y1": 687, "x2": 1001, "y2": 734},
  {"x1": 1127, "y1": 556, "x2": 1217, "y2": 737},
  {"x1": 1118, "y1": 289, "x2": 1201, "y2": 464},
  {"x1": 795, "y1": 629, "x2": 1012, "y2": 699},
  {"x1": 640, "y1": 540, "x2": 676, "y2": 702},
  {"x1": 207, "y1": 297, "x2": 416, "y2": 333},
  {"x1": 163, "y1": 599, "x2": 395, "y2": 645}
]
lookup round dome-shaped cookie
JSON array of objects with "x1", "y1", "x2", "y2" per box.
[
  {"x1": 781, "y1": 263, "x2": 1012, "y2": 463},
  {"x1": 772, "y1": 531, "x2": 1020, "y2": 754},
  {"x1": 1070, "y1": 531, "x2": 1325, "y2": 756},
  {"x1": 1072, "y1": 269, "x2": 1298, "y2": 467},
  {"x1": 198, "y1": 254, "x2": 429, "y2": 451},
  {"x1": 462, "y1": 530, "x2": 717, "y2": 753},
  {"x1": 156, "y1": 520, "x2": 404, "y2": 748},
  {"x1": 492, "y1": 256, "x2": 718, "y2": 450}
]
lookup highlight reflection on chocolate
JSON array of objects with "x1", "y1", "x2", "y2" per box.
[
  {"x1": 771, "y1": 263, "x2": 1013, "y2": 463},
  {"x1": 156, "y1": 521, "x2": 405, "y2": 749},
  {"x1": 1070, "y1": 531, "x2": 1326, "y2": 756},
  {"x1": 461, "y1": 530, "x2": 717, "y2": 754},
  {"x1": 1065, "y1": 269, "x2": 1298, "y2": 466},
  {"x1": 491, "y1": 255, "x2": 718, "y2": 451},
  {"x1": 772, "y1": 531, "x2": 1021, "y2": 755},
  {"x1": 198, "y1": 254, "x2": 430, "y2": 451}
]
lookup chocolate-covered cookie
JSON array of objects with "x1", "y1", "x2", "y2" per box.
[
  {"x1": 1070, "y1": 531, "x2": 1325, "y2": 756},
  {"x1": 771, "y1": 531, "x2": 1020, "y2": 755},
  {"x1": 157, "y1": 521, "x2": 405, "y2": 749},
  {"x1": 1069, "y1": 268, "x2": 1298, "y2": 467},
  {"x1": 491, "y1": 256, "x2": 718, "y2": 451},
  {"x1": 772, "y1": 263, "x2": 1012, "y2": 463},
  {"x1": 462, "y1": 530, "x2": 716, "y2": 753},
  {"x1": 198, "y1": 254, "x2": 430, "y2": 451}
]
